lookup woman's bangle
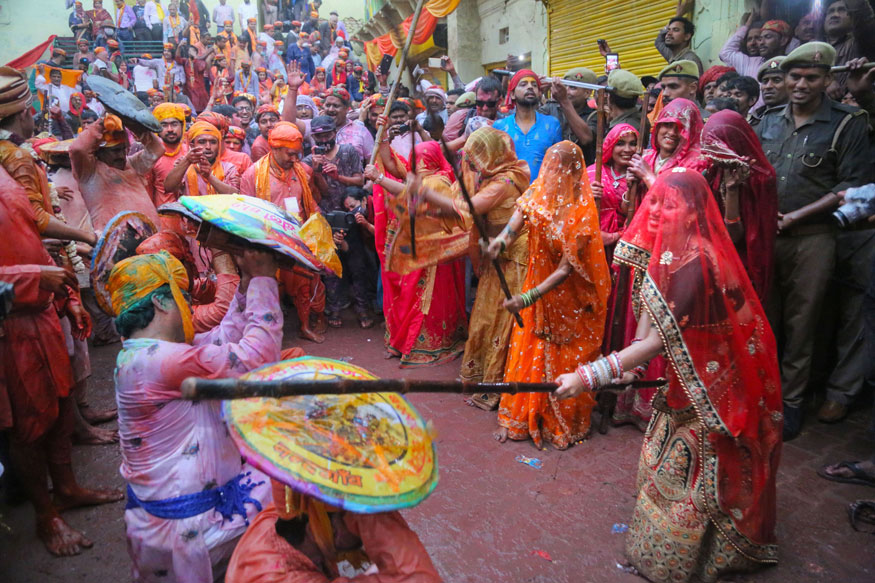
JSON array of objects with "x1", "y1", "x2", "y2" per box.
[
  {"x1": 375, "y1": 173, "x2": 385, "y2": 185},
  {"x1": 724, "y1": 215, "x2": 741, "y2": 225}
]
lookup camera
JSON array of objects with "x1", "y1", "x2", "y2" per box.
[
  {"x1": 397, "y1": 123, "x2": 410, "y2": 134},
  {"x1": 833, "y1": 184, "x2": 875, "y2": 227},
  {"x1": 312, "y1": 144, "x2": 330, "y2": 155},
  {"x1": 325, "y1": 210, "x2": 356, "y2": 231}
]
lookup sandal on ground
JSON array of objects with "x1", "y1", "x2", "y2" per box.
[
  {"x1": 817, "y1": 461, "x2": 875, "y2": 487},
  {"x1": 358, "y1": 315, "x2": 374, "y2": 329},
  {"x1": 327, "y1": 316, "x2": 343, "y2": 328},
  {"x1": 848, "y1": 500, "x2": 875, "y2": 534}
]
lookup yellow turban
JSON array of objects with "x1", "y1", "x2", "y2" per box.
[
  {"x1": 101, "y1": 113, "x2": 127, "y2": 148},
  {"x1": 186, "y1": 120, "x2": 222, "y2": 143},
  {"x1": 152, "y1": 102, "x2": 185, "y2": 124},
  {"x1": 108, "y1": 251, "x2": 194, "y2": 343}
]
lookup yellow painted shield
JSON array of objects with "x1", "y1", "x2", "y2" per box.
[{"x1": 223, "y1": 357, "x2": 438, "y2": 513}]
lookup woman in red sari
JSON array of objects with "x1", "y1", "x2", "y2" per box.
[
  {"x1": 556, "y1": 169, "x2": 782, "y2": 582},
  {"x1": 365, "y1": 140, "x2": 467, "y2": 367},
  {"x1": 627, "y1": 98, "x2": 708, "y2": 192},
  {"x1": 701, "y1": 110, "x2": 777, "y2": 303},
  {"x1": 493, "y1": 142, "x2": 610, "y2": 449}
]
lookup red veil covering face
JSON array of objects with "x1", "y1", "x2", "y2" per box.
[
  {"x1": 615, "y1": 169, "x2": 782, "y2": 570},
  {"x1": 642, "y1": 98, "x2": 708, "y2": 176},
  {"x1": 701, "y1": 110, "x2": 778, "y2": 302}
]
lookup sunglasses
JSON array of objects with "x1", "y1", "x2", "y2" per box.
[{"x1": 475, "y1": 100, "x2": 498, "y2": 108}]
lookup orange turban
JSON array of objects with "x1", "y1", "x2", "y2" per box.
[
  {"x1": 153, "y1": 102, "x2": 185, "y2": 123},
  {"x1": 268, "y1": 121, "x2": 303, "y2": 150},
  {"x1": 101, "y1": 114, "x2": 127, "y2": 148},
  {"x1": 196, "y1": 112, "x2": 229, "y2": 133},
  {"x1": 163, "y1": 43, "x2": 174, "y2": 50},
  {"x1": 310, "y1": 10, "x2": 319, "y2": 18},
  {"x1": 136, "y1": 232, "x2": 196, "y2": 273},
  {"x1": 186, "y1": 120, "x2": 222, "y2": 144}
]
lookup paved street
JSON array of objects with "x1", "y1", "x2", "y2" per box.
[{"x1": 1, "y1": 312, "x2": 873, "y2": 582}]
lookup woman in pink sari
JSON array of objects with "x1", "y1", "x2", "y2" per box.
[
  {"x1": 588, "y1": 123, "x2": 638, "y2": 264},
  {"x1": 366, "y1": 141, "x2": 467, "y2": 367}
]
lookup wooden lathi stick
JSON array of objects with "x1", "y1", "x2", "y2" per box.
[
  {"x1": 594, "y1": 87, "x2": 606, "y2": 215},
  {"x1": 437, "y1": 137, "x2": 525, "y2": 328},
  {"x1": 368, "y1": 0, "x2": 427, "y2": 166},
  {"x1": 180, "y1": 377, "x2": 667, "y2": 401}
]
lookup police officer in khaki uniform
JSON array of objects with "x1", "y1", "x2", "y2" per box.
[
  {"x1": 754, "y1": 42, "x2": 872, "y2": 440},
  {"x1": 657, "y1": 59, "x2": 710, "y2": 119},
  {"x1": 750, "y1": 56, "x2": 789, "y2": 126},
  {"x1": 540, "y1": 67, "x2": 599, "y2": 164},
  {"x1": 584, "y1": 68, "x2": 651, "y2": 146}
]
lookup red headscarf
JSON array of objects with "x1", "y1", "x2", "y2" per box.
[
  {"x1": 644, "y1": 98, "x2": 707, "y2": 175},
  {"x1": 68, "y1": 91, "x2": 86, "y2": 116},
  {"x1": 701, "y1": 110, "x2": 777, "y2": 302},
  {"x1": 615, "y1": 168, "x2": 781, "y2": 560},
  {"x1": 413, "y1": 141, "x2": 455, "y2": 181},
  {"x1": 587, "y1": 123, "x2": 638, "y2": 238},
  {"x1": 504, "y1": 69, "x2": 541, "y2": 110}
]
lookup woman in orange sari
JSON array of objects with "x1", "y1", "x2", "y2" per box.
[
  {"x1": 489, "y1": 141, "x2": 610, "y2": 449},
  {"x1": 555, "y1": 169, "x2": 782, "y2": 582}
]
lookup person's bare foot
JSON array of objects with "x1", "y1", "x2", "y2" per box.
[
  {"x1": 36, "y1": 514, "x2": 93, "y2": 557},
  {"x1": 73, "y1": 422, "x2": 119, "y2": 445},
  {"x1": 54, "y1": 485, "x2": 124, "y2": 512},
  {"x1": 299, "y1": 326, "x2": 325, "y2": 344},
  {"x1": 78, "y1": 404, "x2": 118, "y2": 425},
  {"x1": 384, "y1": 349, "x2": 400, "y2": 360},
  {"x1": 312, "y1": 313, "x2": 328, "y2": 335},
  {"x1": 493, "y1": 427, "x2": 509, "y2": 443}
]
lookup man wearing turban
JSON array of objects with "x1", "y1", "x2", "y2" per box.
[
  {"x1": 493, "y1": 69, "x2": 562, "y2": 183},
  {"x1": 240, "y1": 121, "x2": 325, "y2": 343},
  {"x1": 69, "y1": 113, "x2": 162, "y2": 231},
  {"x1": 249, "y1": 103, "x2": 280, "y2": 161},
  {"x1": 0, "y1": 65, "x2": 123, "y2": 557},
  {"x1": 198, "y1": 110, "x2": 254, "y2": 175},
  {"x1": 109, "y1": 248, "x2": 281, "y2": 581},
  {"x1": 145, "y1": 102, "x2": 188, "y2": 207},
  {"x1": 165, "y1": 120, "x2": 240, "y2": 196}
]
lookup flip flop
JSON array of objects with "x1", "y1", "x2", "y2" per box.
[
  {"x1": 817, "y1": 461, "x2": 875, "y2": 487},
  {"x1": 848, "y1": 500, "x2": 875, "y2": 534}
]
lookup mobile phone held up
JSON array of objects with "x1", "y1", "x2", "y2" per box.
[{"x1": 605, "y1": 53, "x2": 620, "y2": 74}]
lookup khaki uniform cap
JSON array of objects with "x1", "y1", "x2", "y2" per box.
[
  {"x1": 658, "y1": 59, "x2": 700, "y2": 80},
  {"x1": 758, "y1": 56, "x2": 786, "y2": 81},
  {"x1": 563, "y1": 67, "x2": 597, "y2": 85},
  {"x1": 781, "y1": 41, "x2": 836, "y2": 70},
  {"x1": 455, "y1": 91, "x2": 476, "y2": 109},
  {"x1": 607, "y1": 69, "x2": 644, "y2": 98}
]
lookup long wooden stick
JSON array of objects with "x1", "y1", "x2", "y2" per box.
[
  {"x1": 594, "y1": 88, "x2": 606, "y2": 215},
  {"x1": 181, "y1": 377, "x2": 666, "y2": 400},
  {"x1": 408, "y1": 121, "x2": 417, "y2": 258},
  {"x1": 368, "y1": 0, "x2": 427, "y2": 166},
  {"x1": 437, "y1": 137, "x2": 525, "y2": 328},
  {"x1": 624, "y1": 102, "x2": 650, "y2": 227}
]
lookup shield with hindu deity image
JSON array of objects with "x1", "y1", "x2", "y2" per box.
[
  {"x1": 222, "y1": 357, "x2": 438, "y2": 513},
  {"x1": 90, "y1": 210, "x2": 158, "y2": 315}
]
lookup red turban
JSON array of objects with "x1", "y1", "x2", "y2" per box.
[
  {"x1": 698, "y1": 65, "x2": 736, "y2": 100},
  {"x1": 762, "y1": 20, "x2": 791, "y2": 39},
  {"x1": 504, "y1": 69, "x2": 541, "y2": 109},
  {"x1": 255, "y1": 103, "x2": 280, "y2": 121},
  {"x1": 197, "y1": 111, "x2": 229, "y2": 134}
]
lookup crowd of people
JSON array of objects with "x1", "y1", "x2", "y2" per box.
[{"x1": 3, "y1": 0, "x2": 875, "y2": 582}]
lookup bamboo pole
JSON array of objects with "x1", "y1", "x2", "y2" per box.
[
  {"x1": 368, "y1": 0, "x2": 427, "y2": 166},
  {"x1": 181, "y1": 377, "x2": 666, "y2": 401}
]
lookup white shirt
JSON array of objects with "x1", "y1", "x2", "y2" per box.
[
  {"x1": 144, "y1": 1, "x2": 162, "y2": 27},
  {"x1": 258, "y1": 31, "x2": 275, "y2": 56},
  {"x1": 212, "y1": 4, "x2": 235, "y2": 27},
  {"x1": 133, "y1": 63, "x2": 158, "y2": 92},
  {"x1": 35, "y1": 77, "x2": 78, "y2": 113},
  {"x1": 237, "y1": 2, "x2": 258, "y2": 31}
]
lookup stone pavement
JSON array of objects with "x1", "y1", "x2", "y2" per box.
[{"x1": 1, "y1": 313, "x2": 873, "y2": 582}]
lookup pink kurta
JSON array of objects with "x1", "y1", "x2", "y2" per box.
[
  {"x1": 114, "y1": 277, "x2": 283, "y2": 583},
  {"x1": 69, "y1": 124, "x2": 161, "y2": 232}
]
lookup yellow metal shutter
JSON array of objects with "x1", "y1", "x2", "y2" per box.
[{"x1": 548, "y1": 0, "x2": 678, "y2": 78}]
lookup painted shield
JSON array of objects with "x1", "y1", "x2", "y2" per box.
[
  {"x1": 223, "y1": 357, "x2": 438, "y2": 513},
  {"x1": 90, "y1": 211, "x2": 158, "y2": 315},
  {"x1": 179, "y1": 194, "x2": 324, "y2": 272},
  {"x1": 85, "y1": 75, "x2": 161, "y2": 132}
]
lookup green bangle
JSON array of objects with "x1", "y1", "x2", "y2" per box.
[{"x1": 499, "y1": 238, "x2": 507, "y2": 252}]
